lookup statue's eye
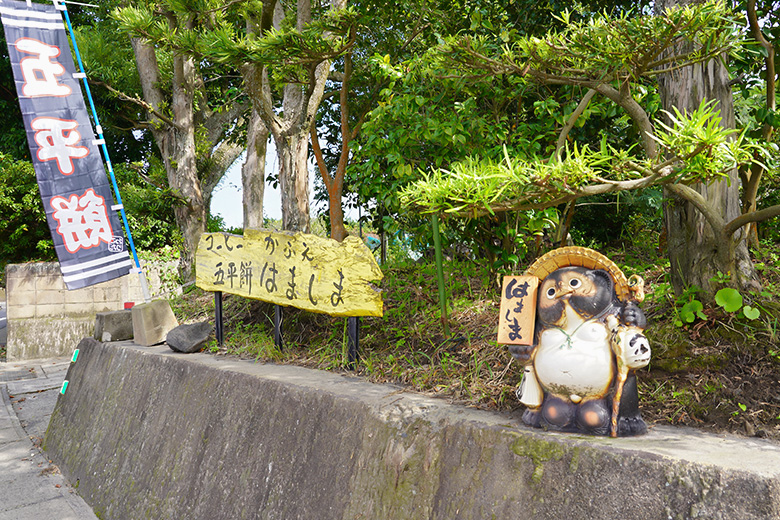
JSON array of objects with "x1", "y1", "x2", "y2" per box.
[
  {"x1": 546, "y1": 287, "x2": 556, "y2": 299},
  {"x1": 570, "y1": 278, "x2": 581, "y2": 288}
]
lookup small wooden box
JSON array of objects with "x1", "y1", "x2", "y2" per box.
[{"x1": 497, "y1": 275, "x2": 538, "y2": 345}]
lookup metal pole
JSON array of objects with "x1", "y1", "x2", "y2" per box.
[
  {"x1": 59, "y1": 2, "x2": 151, "y2": 302},
  {"x1": 214, "y1": 292, "x2": 223, "y2": 347},
  {"x1": 274, "y1": 305, "x2": 283, "y2": 350},
  {"x1": 431, "y1": 214, "x2": 450, "y2": 337},
  {"x1": 347, "y1": 317, "x2": 360, "y2": 370}
]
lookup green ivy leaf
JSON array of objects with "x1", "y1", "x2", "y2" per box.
[
  {"x1": 715, "y1": 288, "x2": 742, "y2": 313},
  {"x1": 680, "y1": 300, "x2": 704, "y2": 323},
  {"x1": 742, "y1": 306, "x2": 760, "y2": 320}
]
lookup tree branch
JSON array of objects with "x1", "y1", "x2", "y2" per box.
[
  {"x1": 664, "y1": 182, "x2": 726, "y2": 232},
  {"x1": 436, "y1": 164, "x2": 677, "y2": 219},
  {"x1": 310, "y1": 122, "x2": 332, "y2": 188},
  {"x1": 723, "y1": 204, "x2": 780, "y2": 239},
  {"x1": 129, "y1": 163, "x2": 167, "y2": 191},
  {"x1": 202, "y1": 99, "x2": 251, "y2": 147},
  {"x1": 744, "y1": 0, "x2": 774, "y2": 213},
  {"x1": 555, "y1": 89, "x2": 596, "y2": 160},
  {"x1": 90, "y1": 79, "x2": 175, "y2": 127},
  {"x1": 202, "y1": 139, "x2": 244, "y2": 209},
  {"x1": 593, "y1": 83, "x2": 657, "y2": 159}
]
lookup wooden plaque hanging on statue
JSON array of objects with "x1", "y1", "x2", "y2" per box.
[{"x1": 497, "y1": 275, "x2": 538, "y2": 345}]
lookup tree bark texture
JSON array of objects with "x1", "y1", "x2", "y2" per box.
[
  {"x1": 655, "y1": 0, "x2": 756, "y2": 296},
  {"x1": 167, "y1": 52, "x2": 204, "y2": 281},
  {"x1": 132, "y1": 37, "x2": 204, "y2": 281},
  {"x1": 242, "y1": 107, "x2": 269, "y2": 230},
  {"x1": 277, "y1": 127, "x2": 313, "y2": 232}
]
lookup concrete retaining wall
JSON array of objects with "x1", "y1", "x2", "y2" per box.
[
  {"x1": 4, "y1": 261, "x2": 176, "y2": 361},
  {"x1": 44, "y1": 340, "x2": 780, "y2": 520}
]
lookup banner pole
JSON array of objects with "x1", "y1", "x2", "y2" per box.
[{"x1": 56, "y1": 1, "x2": 151, "y2": 302}]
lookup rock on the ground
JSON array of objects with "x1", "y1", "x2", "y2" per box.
[{"x1": 166, "y1": 322, "x2": 212, "y2": 353}]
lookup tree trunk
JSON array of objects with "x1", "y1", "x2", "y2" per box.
[
  {"x1": 242, "y1": 107, "x2": 269, "y2": 229},
  {"x1": 656, "y1": 0, "x2": 756, "y2": 297},
  {"x1": 167, "y1": 53, "x2": 203, "y2": 281},
  {"x1": 328, "y1": 178, "x2": 347, "y2": 241},
  {"x1": 277, "y1": 127, "x2": 311, "y2": 233},
  {"x1": 202, "y1": 140, "x2": 243, "y2": 214},
  {"x1": 311, "y1": 125, "x2": 348, "y2": 241},
  {"x1": 131, "y1": 37, "x2": 204, "y2": 281},
  {"x1": 158, "y1": 107, "x2": 203, "y2": 281},
  {"x1": 241, "y1": 0, "x2": 335, "y2": 235},
  {"x1": 125, "y1": 7, "x2": 248, "y2": 281}
]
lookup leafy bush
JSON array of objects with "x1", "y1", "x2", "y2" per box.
[
  {"x1": 113, "y1": 162, "x2": 181, "y2": 251},
  {"x1": 0, "y1": 154, "x2": 55, "y2": 274}
]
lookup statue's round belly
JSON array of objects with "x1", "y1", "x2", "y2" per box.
[{"x1": 535, "y1": 325, "x2": 614, "y2": 399}]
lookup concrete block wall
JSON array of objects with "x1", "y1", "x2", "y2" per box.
[
  {"x1": 4, "y1": 261, "x2": 177, "y2": 361},
  {"x1": 46, "y1": 340, "x2": 780, "y2": 520}
]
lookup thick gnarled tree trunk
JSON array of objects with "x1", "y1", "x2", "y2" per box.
[
  {"x1": 656, "y1": 0, "x2": 757, "y2": 297},
  {"x1": 131, "y1": 33, "x2": 244, "y2": 280}
]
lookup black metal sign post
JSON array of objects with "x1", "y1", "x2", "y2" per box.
[
  {"x1": 274, "y1": 305, "x2": 284, "y2": 350},
  {"x1": 214, "y1": 291, "x2": 224, "y2": 347},
  {"x1": 347, "y1": 317, "x2": 360, "y2": 369}
]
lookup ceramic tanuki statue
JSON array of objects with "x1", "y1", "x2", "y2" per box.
[{"x1": 509, "y1": 247, "x2": 650, "y2": 437}]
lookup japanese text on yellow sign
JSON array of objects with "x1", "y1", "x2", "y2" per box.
[
  {"x1": 195, "y1": 230, "x2": 383, "y2": 317},
  {"x1": 497, "y1": 275, "x2": 538, "y2": 345}
]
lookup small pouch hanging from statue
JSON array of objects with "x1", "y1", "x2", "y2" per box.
[{"x1": 497, "y1": 275, "x2": 539, "y2": 346}]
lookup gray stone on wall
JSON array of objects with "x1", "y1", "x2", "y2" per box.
[
  {"x1": 167, "y1": 321, "x2": 212, "y2": 353},
  {"x1": 94, "y1": 310, "x2": 134, "y2": 342}
]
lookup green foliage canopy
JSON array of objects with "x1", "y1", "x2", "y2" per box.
[
  {"x1": 399, "y1": 1, "x2": 773, "y2": 219},
  {"x1": 440, "y1": 0, "x2": 742, "y2": 85}
]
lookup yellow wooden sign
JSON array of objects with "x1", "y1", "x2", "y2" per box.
[
  {"x1": 497, "y1": 275, "x2": 539, "y2": 345},
  {"x1": 195, "y1": 229, "x2": 384, "y2": 317}
]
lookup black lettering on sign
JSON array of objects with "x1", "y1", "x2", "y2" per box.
[
  {"x1": 240, "y1": 261, "x2": 253, "y2": 294},
  {"x1": 505, "y1": 279, "x2": 530, "y2": 300},
  {"x1": 286, "y1": 266, "x2": 297, "y2": 300},
  {"x1": 213, "y1": 262, "x2": 225, "y2": 285},
  {"x1": 331, "y1": 269, "x2": 345, "y2": 307}
]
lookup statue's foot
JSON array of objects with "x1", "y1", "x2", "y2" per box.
[
  {"x1": 522, "y1": 408, "x2": 542, "y2": 428},
  {"x1": 540, "y1": 396, "x2": 577, "y2": 432},
  {"x1": 576, "y1": 399, "x2": 610, "y2": 436},
  {"x1": 617, "y1": 414, "x2": 647, "y2": 436}
]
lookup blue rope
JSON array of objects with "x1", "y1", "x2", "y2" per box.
[{"x1": 59, "y1": 3, "x2": 143, "y2": 275}]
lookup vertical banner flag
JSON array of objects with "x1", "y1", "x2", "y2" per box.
[{"x1": 1, "y1": 0, "x2": 132, "y2": 289}]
